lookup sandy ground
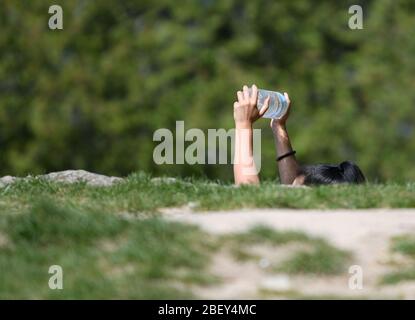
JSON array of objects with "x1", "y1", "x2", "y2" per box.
[{"x1": 165, "y1": 208, "x2": 415, "y2": 299}]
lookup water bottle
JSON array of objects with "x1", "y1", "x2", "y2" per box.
[{"x1": 248, "y1": 88, "x2": 289, "y2": 119}]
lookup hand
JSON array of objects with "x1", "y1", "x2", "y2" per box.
[
  {"x1": 234, "y1": 84, "x2": 270, "y2": 127},
  {"x1": 270, "y1": 92, "x2": 291, "y2": 130}
]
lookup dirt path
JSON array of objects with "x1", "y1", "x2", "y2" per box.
[{"x1": 166, "y1": 208, "x2": 415, "y2": 299}]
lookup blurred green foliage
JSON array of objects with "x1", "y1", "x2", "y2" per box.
[{"x1": 1, "y1": 0, "x2": 414, "y2": 181}]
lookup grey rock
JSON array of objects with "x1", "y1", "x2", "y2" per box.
[
  {"x1": 0, "y1": 175, "x2": 17, "y2": 188},
  {"x1": 0, "y1": 170, "x2": 123, "y2": 187},
  {"x1": 42, "y1": 170, "x2": 123, "y2": 186}
]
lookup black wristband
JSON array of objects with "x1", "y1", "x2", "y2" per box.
[{"x1": 277, "y1": 150, "x2": 296, "y2": 162}]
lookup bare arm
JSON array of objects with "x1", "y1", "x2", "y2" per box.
[
  {"x1": 233, "y1": 84, "x2": 270, "y2": 185},
  {"x1": 270, "y1": 93, "x2": 301, "y2": 184},
  {"x1": 234, "y1": 123, "x2": 259, "y2": 185}
]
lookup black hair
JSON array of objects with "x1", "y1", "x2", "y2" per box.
[{"x1": 300, "y1": 161, "x2": 366, "y2": 185}]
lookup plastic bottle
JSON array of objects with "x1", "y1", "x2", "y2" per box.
[{"x1": 248, "y1": 88, "x2": 289, "y2": 119}]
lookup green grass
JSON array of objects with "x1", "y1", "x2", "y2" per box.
[
  {"x1": 222, "y1": 225, "x2": 313, "y2": 245},
  {"x1": 1, "y1": 172, "x2": 415, "y2": 215},
  {"x1": 381, "y1": 235, "x2": 415, "y2": 285},
  {"x1": 0, "y1": 173, "x2": 412, "y2": 298},
  {"x1": 0, "y1": 201, "x2": 217, "y2": 299},
  {"x1": 0, "y1": 204, "x2": 352, "y2": 299},
  {"x1": 390, "y1": 235, "x2": 415, "y2": 258},
  {"x1": 0, "y1": 202, "x2": 351, "y2": 298},
  {"x1": 277, "y1": 240, "x2": 351, "y2": 275},
  {"x1": 222, "y1": 226, "x2": 351, "y2": 275}
]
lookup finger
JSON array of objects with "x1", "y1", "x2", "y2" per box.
[
  {"x1": 250, "y1": 84, "x2": 258, "y2": 105},
  {"x1": 284, "y1": 92, "x2": 291, "y2": 105},
  {"x1": 283, "y1": 92, "x2": 291, "y2": 114},
  {"x1": 259, "y1": 96, "x2": 270, "y2": 116},
  {"x1": 243, "y1": 85, "x2": 250, "y2": 100},
  {"x1": 237, "y1": 91, "x2": 244, "y2": 102},
  {"x1": 233, "y1": 101, "x2": 239, "y2": 109}
]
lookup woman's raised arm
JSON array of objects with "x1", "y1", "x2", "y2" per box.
[
  {"x1": 233, "y1": 84, "x2": 269, "y2": 185},
  {"x1": 270, "y1": 93, "x2": 302, "y2": 185}
]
